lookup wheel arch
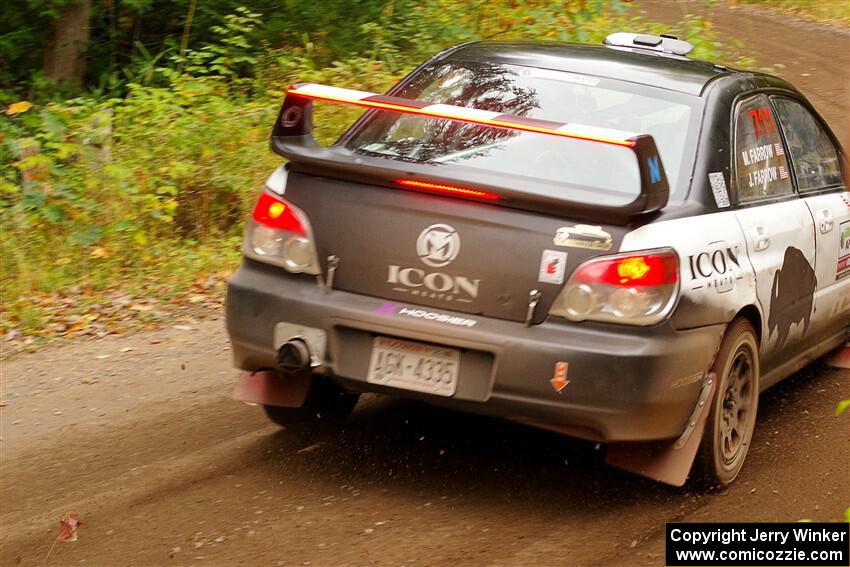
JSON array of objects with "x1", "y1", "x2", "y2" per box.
[{"x1": 734, "y1": 304, "x2": 763, "y2": 346}]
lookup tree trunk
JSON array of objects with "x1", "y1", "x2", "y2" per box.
[{"x1": 42, "y1": 0, "x2": 92, "y2": 85}]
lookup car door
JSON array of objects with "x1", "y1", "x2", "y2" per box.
[
  {"x1": 770, "y1": 96, "x2": 850, "y2": 343},
  {"x1": 730, "y1": 94, "x2": 817, "y2": 368}
]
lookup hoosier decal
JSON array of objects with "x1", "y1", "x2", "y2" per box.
[{"x1": 374, "y1": 302, "x2": 478, "y2": 327}]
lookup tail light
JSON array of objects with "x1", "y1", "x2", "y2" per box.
[
  {"x1": 252, "y1": 193, "x2": 307, "y2": 235},
  {"x1": 549, "y1": 248, "x2": 679, "y2": 326},
  {"x1": 245, "y1": 190, "x2": 319, "y2": 275}
]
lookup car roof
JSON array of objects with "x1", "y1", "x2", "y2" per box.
[{"x1": 443, "y1": 41, "x2": 733, "y2": 96}]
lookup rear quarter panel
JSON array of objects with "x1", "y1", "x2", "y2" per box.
[
  {"x1": 618, "y1": 76, "x2": 761, "y2": 332},
  {"x1": 619, "y1": 212, "x2": 758, "y2": 331}
]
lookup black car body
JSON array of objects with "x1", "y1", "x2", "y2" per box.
[{"x1": 226, "y1": 33, "x2": 850, "y2": 485}]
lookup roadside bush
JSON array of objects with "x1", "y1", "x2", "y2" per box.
[{"x1": 1, "y1": 1, "x2": 724, "y2": 340}]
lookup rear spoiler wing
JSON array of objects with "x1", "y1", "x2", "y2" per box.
[{"x1": 271, "y1": 83, "x2": 669, "y2": 223}]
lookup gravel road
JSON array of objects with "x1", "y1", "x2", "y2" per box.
[
  {"x1": 1, "y1": 318, "x2": 847, "y2": 567},
  {"x1": 2, "y1": 3, "x2": 849, "y2": 566}
]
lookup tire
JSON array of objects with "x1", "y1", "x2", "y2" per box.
[
  {"x1": 263, "y1": 375, "x2": 359, "y2": 434},
  {"x1": 694, "y1": 318, "x2": 760, "y2": 487}
]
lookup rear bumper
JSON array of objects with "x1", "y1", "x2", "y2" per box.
[{"x1": 226, "y1": 260, "x2": 724, "y2": 442}]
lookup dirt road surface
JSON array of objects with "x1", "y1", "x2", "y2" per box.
[
  {"x1": 641, "y1": 0, "x2": 849, "y2": 149},
  {"x1": 2, "y1": 317, "x2": 848, "y2": 567},
  {"x1": 2, "y1": 4, "x2": 849, "y2": 567}
]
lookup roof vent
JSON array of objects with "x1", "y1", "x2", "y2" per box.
[{"x1": 604, "y1": 32, "x2": 694, "y2": 56}]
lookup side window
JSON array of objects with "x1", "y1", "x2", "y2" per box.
[
  {"x1": 734, "y1": 95, "x2": 794, "y2": 202},
  {"x1": 771, "y1": 97, "x2": 843, "y2": 192}
]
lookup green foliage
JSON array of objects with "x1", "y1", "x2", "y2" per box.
[
  {"x1": 174, "y1": 7, "x2": 263, "y2": 83},
  {"x1": 1, "y1": 9, "x2": 276, "y2": 317},
  {"x1": 1, "y1": 1, "x2": 728, "y2": 339}
]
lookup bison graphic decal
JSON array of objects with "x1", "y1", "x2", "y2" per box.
[{"x1": 767, "y1": 246, "x2": 817, "y2": 349}]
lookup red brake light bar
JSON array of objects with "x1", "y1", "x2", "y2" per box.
[
  {"x1": 394, "y1": 179, "x2": 501, "y2": 201},
  {"x1": 286, "y1": 83, "x2": 639, "y2": 148}
]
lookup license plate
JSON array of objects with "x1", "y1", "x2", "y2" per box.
[{"x1": 366, "y1": 336, "x2": 460, "y2": 397}]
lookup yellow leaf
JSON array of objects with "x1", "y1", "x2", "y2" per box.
[
  {"x1": 7, "y1": 101, "x2": 33, "y2": 115},
  {"x1": 90, "y1": 246, "x2": 110, "y2": 259}
]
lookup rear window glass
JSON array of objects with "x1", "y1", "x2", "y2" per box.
[{"x1": 342, "y1": 61, "x2": 699, "y2": 204}]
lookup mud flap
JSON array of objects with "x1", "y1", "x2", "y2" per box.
[
  {"x1": 605, "y1": 373, "x2": 717, "y2": 487},
  {"x1": 826, "y1": 341, "x2": 850, "y2": 369},
  {"x1": 232, "y1": 369, "x2": 312, "y2": 408}
]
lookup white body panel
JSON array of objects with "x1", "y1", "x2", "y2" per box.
[
  {"x1": 619, "y1": 211, "x2": 757, "y2": 331},
  {"x1": 802, "y1": 191, "x2": 850, "y2": 339},
  {"x1": 621, "y1": 195, "x2": 848, "y2": 376},
  {"x1": 733, "y1": 200, "x2": 816, "y2": 363}
]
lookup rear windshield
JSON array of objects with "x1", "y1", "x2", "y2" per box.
[{"x1": 342, "y1": 61, "x2": 700, "y2": 204}]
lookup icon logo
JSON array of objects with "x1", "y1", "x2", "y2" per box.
[{"x1": 417, "y1": 224, "x2": 460, "y2": 268}]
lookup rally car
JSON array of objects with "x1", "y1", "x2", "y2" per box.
[{"x1": 226, "y1": 33, "x2": 850, "y2": 486}]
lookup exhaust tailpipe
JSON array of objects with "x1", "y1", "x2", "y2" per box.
[{"x1": 277, "y1": 339, "x2": 312, "y2": 374}]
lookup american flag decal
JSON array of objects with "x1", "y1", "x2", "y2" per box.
[
  {"x1": 775, "y1": 142, "x2": 785, "y2": 156},
  {"x1": 779, "y1": 165, "x2": 789, "y2": 179}
]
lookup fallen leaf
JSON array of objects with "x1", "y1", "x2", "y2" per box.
[
  {"x1": 2, "y1": 328, "x2": 22, "y2": 341},
  {"x1": 173, "y1": 325, "x2": 193, "y2": 331},
  {"x1": 57, "y1": 512, "x2": 82, "y2": 542},
  {"x1": 7, "y1": 101, "x2": 33, "y2": 115},
  {"x1": 41, "y1": 513, "x2": 82, "y2": 566},
  {"x1": 120, "y1": 347, "x2": 133, "y2": 353},
  {"x1": 89, "y1": 246, "x2": 110, "y2": 259}
]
